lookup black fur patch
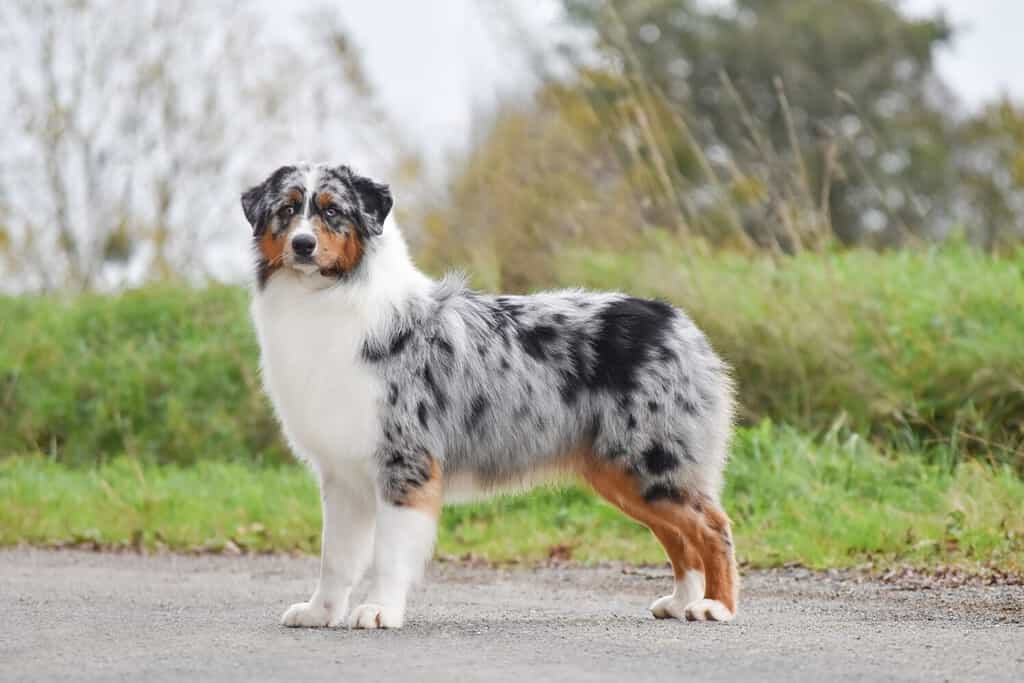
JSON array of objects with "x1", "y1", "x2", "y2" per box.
[
  {"x1": 590, "y1": 298, "x2": 675, "y2": 394},
  {"x1": 643, "y1": 483, "x2": 684, "y2": 503},
  {"x1": 417, "y1": 401, "x2": 429, "y2": 428},
  {"x1": 559, "y1": 331, "x2": 588, "y2": 405},
  {"x1": 422, "y1": 365, "x2": 448, "y2": 414},
  {"x1": 387, "y1": 383, "x2": 399, "y2": 406},
  {"x1": 432, "y1": 336, "x2": 454, "y2": 357},
  {"x1": 642, "y1": 443, "x2": 679, "y2": 475},
  {"x1": 466, "y1": 394, "x2": 490, "y2": 431},
  {"x1": 363, "y1": 328, "x2": 413, "y2": 363},
  {"x1": 517, "y1": 324, "x2": 558, "y2": 361}
]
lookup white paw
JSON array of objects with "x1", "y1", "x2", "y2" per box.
[
  {"x1": 348, "y1": 603, "x2": 404, "y2": 629},
  {"x1": 280, "y1": 601, "x2": 347, "y2": 628},
  {"x1": 683, "y1": 598, "x2": 734, "y2": 622},
  {"x1": 650, "y1": 594, "x2": 689, "y2": 619},
  {"x1": 650, "y1": 570, "x2": 706, "y2": 619}
]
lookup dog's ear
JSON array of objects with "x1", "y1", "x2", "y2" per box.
[
  {"x1": 241, "y1": 165, "x2": 295, "y2": 236},
  {"x1": 348, "y1": 171, "x2": 393, "y2": 236},
  {"x1": 240, "y1": 184, "x2": 267, "y2": 236}
]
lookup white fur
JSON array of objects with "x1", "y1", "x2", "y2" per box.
[
  {"x1": 650, "y1": 569, "x2": 706, "y2": 619},
  {"x1": 349, "y1": 504, "x2": 438, "y2": 630},
  {"x1": 253, "y1": 227, "x2": 432, "y2": 629},
  {"x1": 252, "y1": 228, "x2": 430, "y2": 466},
  {"x1": 684, "y1": 598, "x2": 734, "y2": 622},
  {"x1": 281, "y1": 464, "x2": 376, "y2": 627}
]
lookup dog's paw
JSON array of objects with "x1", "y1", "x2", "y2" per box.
[
  {"x1": 348, "y1": 603, "x2": 404, "y2": 630},
  {"x1": 281, "y1": 601, "x2": 347, "y2": 628},
  {"x1": 649, "y1": 594, "x2": 689, "y2": 620},
  {"x1": 683, "y1": 599, "x2": 734, "y2": 622}
]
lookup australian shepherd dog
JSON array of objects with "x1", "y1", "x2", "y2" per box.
[{"x1": 242, "y1": 163, "x2": 738, "y2": 629}]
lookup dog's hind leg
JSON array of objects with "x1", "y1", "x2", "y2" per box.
[
  {"x1": 580, "y1": 456, "x2": 738, "y2": 622},
  {"x1": 349, "y1": 455, "x2": 443, "y2": 630}
]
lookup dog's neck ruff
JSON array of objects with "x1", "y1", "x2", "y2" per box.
[{"x1": 253, "y1": 226, "x2": 431, "y2": 335}]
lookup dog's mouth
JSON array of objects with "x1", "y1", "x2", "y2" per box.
[
  {"x1": 285, "y1": 257, "x2": 342, "y2": 280},
  {"x1": 287, "y1": 258, "x2": 319, "y2": 276}
]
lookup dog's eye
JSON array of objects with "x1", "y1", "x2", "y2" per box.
[
  {"x1": 325, "y1": 208, "x2": 338, "y2": 218},
  {"x1": 282, "y1": 206, "x2": 295, "y2": 217}
]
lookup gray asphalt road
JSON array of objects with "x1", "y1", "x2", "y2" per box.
[{"x1": 1, "y1": 549, "x2": 1021, "y2": 682}]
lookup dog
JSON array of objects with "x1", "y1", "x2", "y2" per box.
[{"x1": 242, "y1": 163, "x2": 738, "y2": 629}]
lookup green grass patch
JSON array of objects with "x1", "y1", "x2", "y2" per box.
[
  {"x1": 2, "y1": 245, "x2": 1021, "y2": 468},
  {"x1": 4, "y1": 423, "x2": 1020, "y2": 571}
]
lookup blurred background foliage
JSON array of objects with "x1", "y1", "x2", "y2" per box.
[
  {"x1": 418, "y1": 0, "x2": 1024, "y2": 289},
  {"x1": 0, "y1": 0, "x2": 1023, "y2": 293}
]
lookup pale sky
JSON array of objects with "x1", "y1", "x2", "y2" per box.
[
  {"x1": 902, "y1": 0, "x2": 1024, "y2": 105},
  {"x1": 341, "y1": 0, "x2": 1024, "y2": 161}
]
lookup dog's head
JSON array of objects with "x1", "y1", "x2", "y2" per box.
[{"x1": 241, "y1": 163, "x2": 392, "y2": 287}]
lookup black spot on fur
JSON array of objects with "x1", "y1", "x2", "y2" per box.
[
  {"x1": 500, "y1": 357, "x2": 510, "y2": 370},
  {"x1": 626, "y1": 414, "x2": 637, "y2": 430},
  {"x1": 466, "y1": 394, "x2": 490, "y2": 432},
  {"x1": 643, "y1": 483, "x2": 684, "y2": 503},
  {"x1": 387, "y1": 383, "x2": 399, "y2": 406},
  {"x1": 590, "y1": 298, "x2": 675, "y2": 394},
  {"x1": 643, "y1": 443, "x2": 679, "y2": 475},
  {"x1": 559, "y1": 331, "x2": 588, "y2": 405},
  {"x1": 432, "y1": 336, "x2": 454, "y2": 357},
  {"x1": 517, "y1": 324, "x2": 558, "y2": 361},
  {"x1": 552, "y1": 313, "x2": 567, "y2": 324},
  {"x1": 477, "y1": 344, "x2": 487, "y2": 357},
  {"x1": 647, "y1": 400, "x2": 660, "y2": 413},
  {"x1": 363, "y1": 328, "x2": 413, "y2": 363},
  {"x1": 417, "y1": 401, "x2": 429, "y2": 428},
  {"x1": 422, "y1": 365, "x2": 448, "y2": 414},
  {"x1": 494, "y1": 297, "x2": 524, "y2": 319},
  {"x1": 676, "y1": 393, "x2": 699, "y2": 415}
]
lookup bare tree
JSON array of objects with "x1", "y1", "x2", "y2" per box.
[{"x1": 0, "y1": 0, "x2": 401, "y2": 292}]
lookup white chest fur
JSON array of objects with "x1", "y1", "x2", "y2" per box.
[
  {"x1": 250, "y1": 230, "x2": 433, "y2": 472},
  {"x1": 251, "y1": 275, "x2": 383, "y2": 467}
]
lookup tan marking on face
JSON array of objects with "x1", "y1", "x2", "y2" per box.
[
  {"x1": 316, "y1": 191, "x2": 333, "y2": 210},
  {"x1": 313, "y1": 220, "x2": 364, "y2": 275},
  {"x1": 285, "y1": 188, "x2": 303, "y2": 205},
  {"x1": 575, "y1": 452, "x2": 738, "y2": 613},
  {"x1": 258, "y1": 224, "x2": 287, "y2": 279},
  {"x1": 399, "y1": 457, "x2": 443, "y2": 518}
]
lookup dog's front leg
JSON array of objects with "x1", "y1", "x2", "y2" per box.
[
  {"x1": 349, "y1": 458, "x2": 442, "y2": 629},
  {"x1": 282, "y1": 467, "x2": 376, "y2": 628}
]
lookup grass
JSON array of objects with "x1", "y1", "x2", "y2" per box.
[
  {"x1": 2, "y1": 244, "x2": 1021, "y2": 470},
  {"x1": 4, "y1": 422, "x2": 1021, "y2": 572}
]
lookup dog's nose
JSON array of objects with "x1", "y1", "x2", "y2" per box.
[{"x1": 291, "y1": 234, "x2": 316, "y2": 258}]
